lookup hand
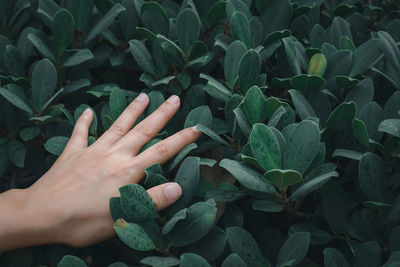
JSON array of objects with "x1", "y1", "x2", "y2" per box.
[{"x1": 0, "y1": 93, "x2": 202, "y2": 251}]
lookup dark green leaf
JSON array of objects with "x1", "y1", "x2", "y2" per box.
[
  {"x1": 113, "y1": 219, "x2": 155, "y2": 251},
  {"x1": 119, "y1": 184, "x2": 157, "y2": 222},
  {"x1": 44, "y1": 136, "x2": 69, "y2": 156}
]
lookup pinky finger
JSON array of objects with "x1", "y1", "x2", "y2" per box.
[{"x1": 63, "y1": 108, "x2": 93, "y2": 155}]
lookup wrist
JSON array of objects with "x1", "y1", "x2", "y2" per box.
[{"x1": 0, "y1": 188, "x2": 63, "y2": 252}]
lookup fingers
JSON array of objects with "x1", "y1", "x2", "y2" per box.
[
  {"x1": 133, "y1": 126, "x2": 202, "y2": 170},
  {"x1": 113, "y1": 95, "x2": 181, "y2": 154},
  {"x1": 63, "y1": 108, "x2": 93, "y2": 155},
  {"x1": 147, "y1": 182, "x2": 182, "y2": 210},
  {"x1": 95, "y1": 93, "x2": 149, "y2": 146}
]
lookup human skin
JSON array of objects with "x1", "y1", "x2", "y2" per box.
[{"x1": 0, "y1": 93, "x2": 202, "y2": 252}]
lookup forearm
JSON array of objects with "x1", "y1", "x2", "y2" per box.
[{"x1": 0, "y1": 189, "x2": 58, "y2": 252}]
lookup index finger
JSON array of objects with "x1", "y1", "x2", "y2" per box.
[{"x1": 132, "y1": 126, "x2": 202, "y2": 170}]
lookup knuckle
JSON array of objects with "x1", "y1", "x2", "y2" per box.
[
  {"x1": 152, "y1": 142, "x2": 169, "y2": 161},
  {"x1": 110, "y1": 123, "x2": 125, "y2": 137},
  {"x1": 134, "y1": 123, "x2": 154, "y2": 138}
]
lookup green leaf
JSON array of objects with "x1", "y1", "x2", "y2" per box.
[
  {"x1": 289, "y1": 89, "x2": 317, "y2": 120},
  {"x1": 289, "y1": 224, "x2": 331, "y2": 245},
  {"x1": 85, "y1": 3, "x2": 126, "y2": 44},
  {"x1": 359, "y1": 153, "x2": 385, "y2": 202},
  {"x1": 250, "y1": 123, "x2": 281, "y2": 170},
  {"x1": 349, "y1": 38, "x2": 381, "y2": 77},
  {"x1": 129, "y1": 39, "x2": 157, "y2": 76},
  {"x1": 324, "y1": 248, "x2": 349, "y2": 267},
  {"x1": 162, "y1": 209, "x2": 187, "y2": 235},
  {"x1": 260, "y1": 0, "x2": 292, "y2": 36},
  {"x1": 230, "y1": 11, "x2": 251, "y2": 48},
  {"x1": 62, "y1": 49, "x2": 94, "y2": 67},
  {"x1": 57, "y1": 255, "x2": 87, "y2": 267},
  {"x1": 166, "y1": 143, "x2": 197, "y2": 173},
  {"x1": 184, "y1": 106, "x2": 212, "y2": 128},
  {"x1": 44, "y1": 136, "x2": 69, "y2": 156},
  {"x1": 109, "y1": 197, "x2": 129, "y2": 221},
  {"x1": 27, "y1": 31, "x2": 57, "y2": 62},
  {"x1": 53, "y1": 9, "x2": 75, "y2": 52},
  {"x1": 66, "y1": 0, "x2": 93, "y2": 31},
  {"x1": 176, "y1": 8, "x2": 200, "y2": 54},
  {"x1": 379, "y1": 119, "x2": 400, "y2": 138},
  {"x1": 206, "y1": 1, "x2": 226, "y2": 27},
  {"x1": 140, "y1": 256, "x2": 180, "y2": 267},
  {"x1": 19, "y1": 127, "x2": 40, "y2": 141},
  {"x1": 113, "y1": 219, "x2": 155, "y2": 251},
  {"x1": 109, "y1": 87, "x2": 127, "y2": 120},
  {"x1": 326, "y1": 102, "x2": 356, "y2": 129},
  {"x1": 276, "y1": 232, "x2": 310, "y2": 267},
  {"x1": 332, "y1": 149, "x2": 363, "y2": 160},
  {"x1": 119, "y1": 184, "x2": 157, "y2": 222},
  {"x1": 352, "y1": 118, "x2": 370, "y2": 146},
  {"x1": 377, "y1": 31, "x2": 400, "y2": 88},
  {"x1": 179, "y1": 253, "x2": 211, "y2": 267},
  {"x1": 224, "y1": 40, "x2": 247, "y2": 87},
  {"x1": 264, "y1": 169, "x2": 302, "y2": 188},
  {"x1": 200, "y1": 74, "x2": 232, "y2": 103},
  {"x1": 284, "y1": 120, "x2": 321, "y2": 174},
  {"x1": 290, "y1": 171, "x2": 338, "y2": 201},
  {"x1": 340, "y1": 36, "x2": 356, "y2": 51},
  {"x1": 226, "y1": 226, "x2": 266, "y2": 267},
  {"x1": 226, "y1": 0, "x2": 252, "y2": 20},
  {"x1": 219, "y1": 159, "x2": 275, "y2": 193},
  {"x1": 205, "y1": 183, "x2": 245, "y2": 202},
  {"x1": 195, "y1": 124, "x2": 230, "y2": 146},
  {"x1": 0, "y1": 87, "x2": 33, "y2": 115},
  {"x1": 252, "y1": 200, "x2": 283, "y2": 212},
  {"x1": 243, "y1": 86, "x2": 265, "y2": 125},
  {"x1": 8, "y1": 139, "x2": 25, "y2": 168},
  {"x1": 31, "y1": 58, "x2": 57, "y2": 111},
  {"x1": 5, "y1": 45, "x2": 24, "y2": 77},
  {"x1": 222, "y1": 253, "x2": 247, "y2": 267},
  {"x1": 238, "y1": 49, "x2": 261, "y2": 93},
  {"x1": 291, "y1": 74, "x2": 326, "y2": 93},
  {"x1": 171, "y1": 157, "x2": 200, "y2": 210},
  {"x1": 168, "y1": 201, "x2": 217, "y2": 247}
]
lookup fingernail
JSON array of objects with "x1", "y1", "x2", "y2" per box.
[
  {"x1": 163, "y1": 183, "x2": 182, "y2": 201},
  {"x1": 191, "y1": 125, "x2": 200, "y2": 132},
  {"x1": 136, "y1": 93, "x2": 148, "y2": 102},
  {"x1": 83, "y1": 108, "x2": 92, "y2": 116},
  {"x1": 167, "y1": 95, "x2": 180, "y2": 104}
]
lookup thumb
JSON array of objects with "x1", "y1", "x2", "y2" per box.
[{"x1": 147, "y1": 182, "x2": 182, "y2": 211}]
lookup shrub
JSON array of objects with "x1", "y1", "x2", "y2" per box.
[{"x1": 1, "y1": 0, "x2": 400, "y2": 266}]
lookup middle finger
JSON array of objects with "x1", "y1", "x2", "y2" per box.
[{"x1": 113, "y1": 94, "x2": 181, "y2": 154}]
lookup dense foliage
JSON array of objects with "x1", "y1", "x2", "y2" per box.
[{"x1": 1, "y1": 0, "x2": 400, "y2": 266}]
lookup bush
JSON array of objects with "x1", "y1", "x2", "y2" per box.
[{"x1": 1, "y1": 0, "x2": 400, "y2": 266}]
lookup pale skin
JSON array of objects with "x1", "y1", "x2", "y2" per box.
[{"x1": 0, "y1": 93, "x2": 202, "y2": 252}]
